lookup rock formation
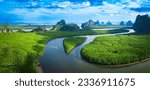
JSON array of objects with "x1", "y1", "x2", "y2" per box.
[{"x1": 133, "y1": 14, "x2": 150, "y2": 33}]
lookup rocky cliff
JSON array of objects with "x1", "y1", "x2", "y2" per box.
[{"x1": 133, "y1": 14, "x2": 150, "y2": 33}]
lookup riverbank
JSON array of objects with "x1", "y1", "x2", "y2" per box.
[
  {"x1": 81, "y1": 35, "x2": 150, "y2": 66},
  {"x1": 36, "y1": 64, "x2": 43, "y2": 73},
  {"x1": 63, "y1": 37, "x2": 87, "y2": 53},
  {"x1": 109, "y1": 58, "x2": 150, "y2": 68}
]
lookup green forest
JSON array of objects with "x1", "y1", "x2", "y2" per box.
[
  {"x1": 0, "y1": 29, "x2": 125, "y2": 72},
  {"x1": 63, "y1": 37, "x2": 87, "y2": 53},
  {"x1": 81, "y1": 35, "x2": 150, "y2": 65},
  {"x1": 0, "y1": 14, "x2": 150, "y2": 72}
]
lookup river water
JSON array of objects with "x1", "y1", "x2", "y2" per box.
[{"x1": 40, "y1": 29, "x2": 150, "y2": 73}]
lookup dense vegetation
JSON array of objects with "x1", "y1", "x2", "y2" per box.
[
  {"x1": 37, "y1": 29, "x2": 129, "y2": 43},
  {"x1": 81, "y1": 35, "x2": 150, "y2": 65},
  {"x1": 52, "y1": 19, "x2": 80, "y2": 31},
  {"x1": 63, "y1": 37, "x2": 86, "y2": 53},
  {"x1": 0, "y1": 33, "x2": 44, "y2": 72},
  {"x1": 0, "y1": 29, "x2": 128, "y2": 72},
  {"x1": 60, "y1": 24, "x2": 80, "y2": 31}
]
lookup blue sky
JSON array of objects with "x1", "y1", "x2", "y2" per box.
[{"x1": 0, "y1": 0, "x2": 150, "y2": 25}]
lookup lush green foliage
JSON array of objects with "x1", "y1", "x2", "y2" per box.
[
  {"x1": 38, "y1": 29, "x2": 129, "y2": 44},
  {"x1": 36, "y1": 29, "x2": 126, "y2": 42},
  {"x1": 0, "y1": 33, "x2": 44, "y2": 72},
  {"x1": 81, "y1": 35, "x2": 150, "y2": 65},
  {"x1": 60, "y1": 24, "x2": 80, "y2": 31},
  {"x1": 0, "y1": 29, "x2": 129, "y2": 72},
  {"x1": 63, "y1": 37, "x2": 86, "y2": 53}
]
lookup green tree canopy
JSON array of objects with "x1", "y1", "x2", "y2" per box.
[
  {"x1": 60, "y1": 23, "x2": 80, "y2": 31},
  {"x1": 126, "y1": 20, "x2": 133, "y2": 26},
  {"x1": 120, "y1": 21, "x2": 125, "y2": 26},
  {"x1": 57, "y1": 19, "x2": 66, "y2": 26},
  {"x1": 106, "y1": 21, "x2": 112, "y2": 25}
]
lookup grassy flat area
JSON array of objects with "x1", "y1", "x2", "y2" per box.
[
  {"x1": 63, "y1": 37, "x2": 87, "y2": 53},
  {"x1": 0, "y1": 29, "x2": 129, "y2": 72},
  {"x1": 81, "y1": 35, "x2": 150, "y2": 65}
]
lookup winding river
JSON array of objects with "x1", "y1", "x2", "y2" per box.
[{"x1": 40, "y1": 29, "x2": 150, "y2": 73}]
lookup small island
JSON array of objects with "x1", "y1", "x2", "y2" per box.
[{"x1": 63, "y1": 37, "x2": 87, "y2": 53}]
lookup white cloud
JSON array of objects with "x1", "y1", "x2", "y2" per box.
[
  {"x1": 82, "y1": 2, "x2": 91, "y2": 7},
  {"x1": 6, "y1": 0, "x2": 150, "y2": 25},
  {"x1": 127, "y1": 2, "x2": 140, "y2": 8},
  {"x1": 51, "y1": 1, "x2": 91, "y2": 8},
  {"x1": 31, "y1": 2, "x2": 38, "y2": 6},
  {"x1": 52, "y1": 1, "x2": 72, "y2": 8}
]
